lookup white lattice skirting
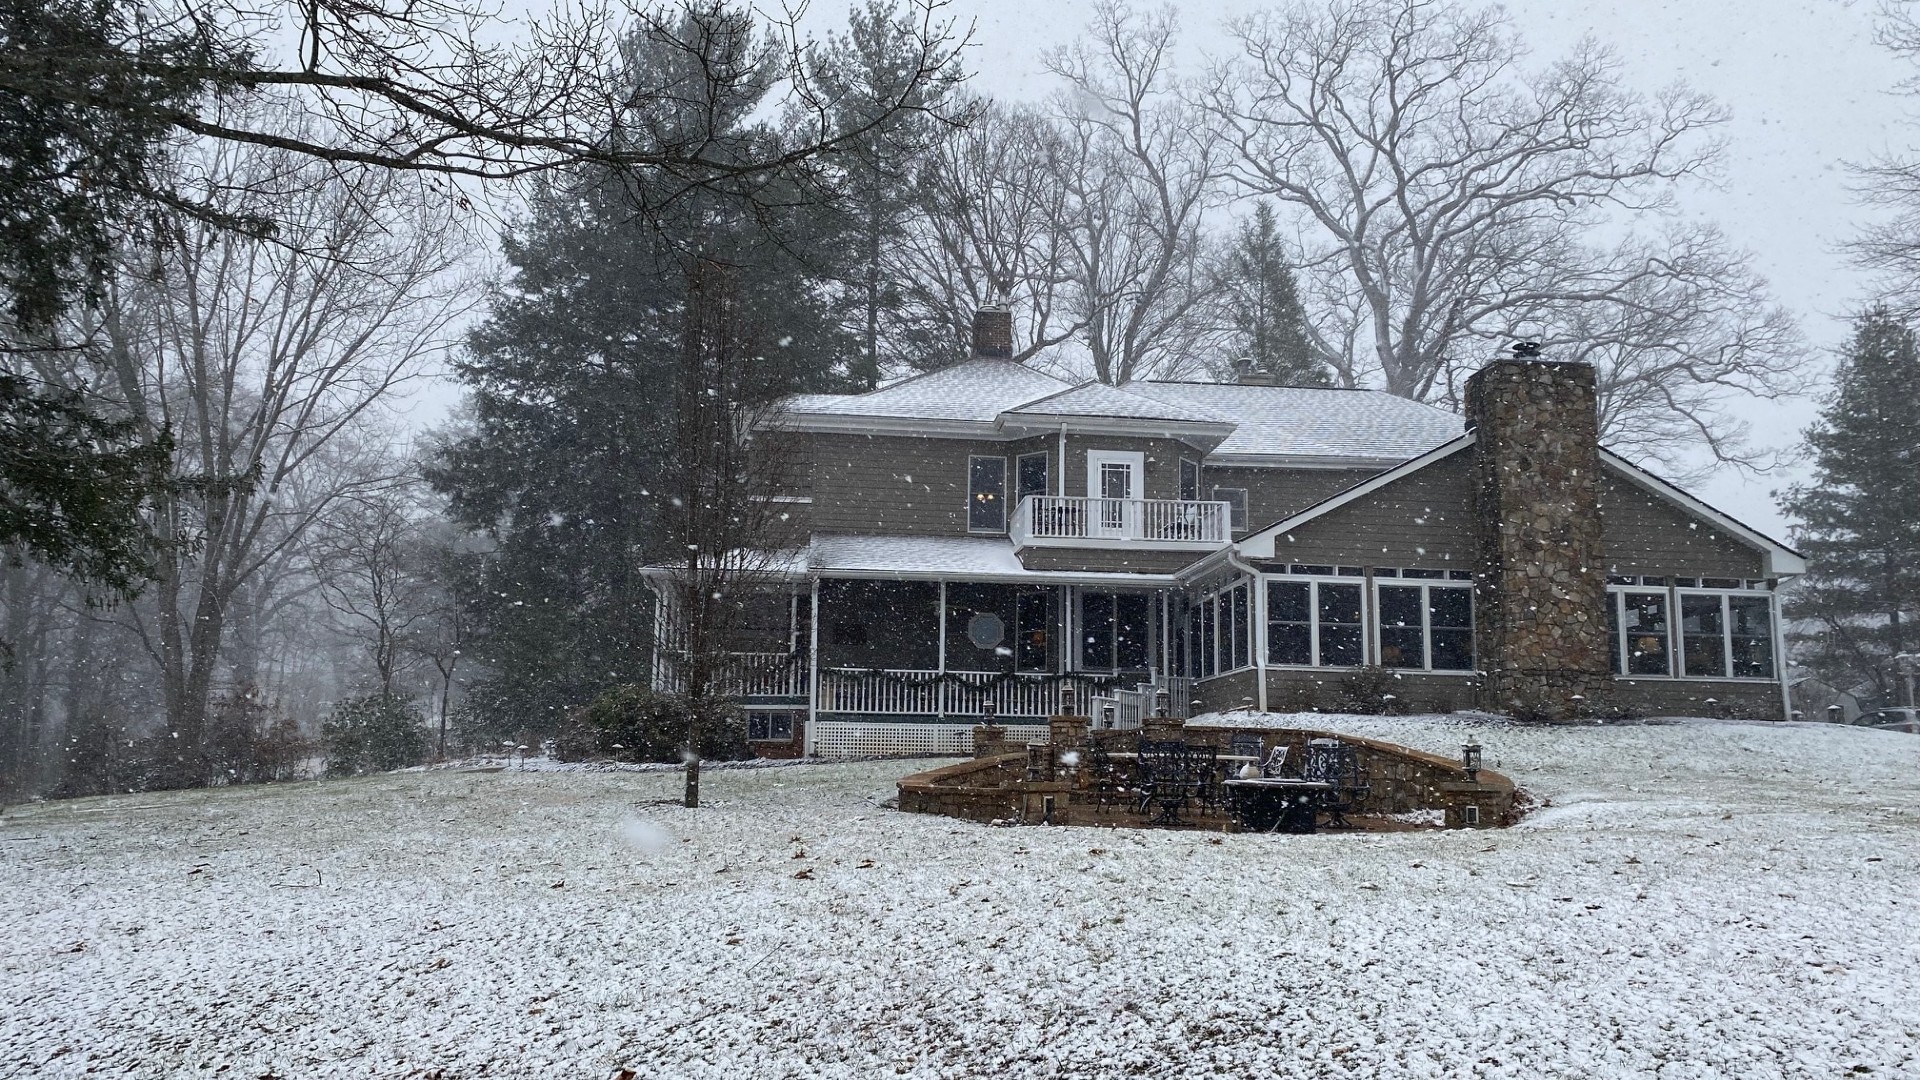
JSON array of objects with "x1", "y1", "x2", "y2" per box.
[{"x1": 809, "y1": 721, "x2": 1051, "y2": 757}]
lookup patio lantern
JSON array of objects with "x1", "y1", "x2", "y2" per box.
[
  {"x1": 981, "y1": 699, "x2": 998, "y2": 722},
  {"x1": 1059, "y1": 685, "x2": 1078, "y2": 717},
  {"x1": 1154, "y1": 689, "x2": 1170, "y2": 719},
  {"x1": 1461, "y1": 742, "x2": 1483, "y2": 782},
  {"x1": 1101, "y1": 702, "x2": 1116, "y2": 729}
]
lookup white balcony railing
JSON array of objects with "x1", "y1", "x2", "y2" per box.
[{"x1": 1010, "y1": 495, "x2": 1231, "y2": 549}]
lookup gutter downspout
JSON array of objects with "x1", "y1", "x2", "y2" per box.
[{"x1": 1225, "y1": 549, "x2": 1269, "y2": 714}]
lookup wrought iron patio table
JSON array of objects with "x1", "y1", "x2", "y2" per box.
[{"x1": 1223, "y1": 778, "x2": 1335, "y2": 834}]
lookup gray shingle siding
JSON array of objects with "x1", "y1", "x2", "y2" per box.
[
  {"x1": 1209, "y1": 465, "x2": 1383, "y2": 536},
  {"x1": 1263, "y1": 451, "x2": 1479, "y2": 568},
  {"x1": 1598, "y1": 470, "x2": 1765, "y2": 578},
  {"x1": 808, "y1": 433, "x2": 1015, "y2": 536}
]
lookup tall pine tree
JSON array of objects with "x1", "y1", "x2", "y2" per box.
[
  {"x1": 429, "y1": 8, "x2": 863, "y2": 739},
  {"x1": 1219, "y1": 202, "x2": 1328, "y2": 386},
  {"x1": 1779, "y1": 307, "x2": 1920, "y2": 705}
]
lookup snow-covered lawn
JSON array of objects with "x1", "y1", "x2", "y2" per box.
[{"x1": 4, "y1": 716, "x2": 1918, "y2": 1079}]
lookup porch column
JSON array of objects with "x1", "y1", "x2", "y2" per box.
[
  {"x1": 937, "y1": 579, "x2": 948, "y2": 720},
  {"x1": 1251, "y1": 572, "x2": 1269, "y2": 713},
  {"x1": 804, "y1": 578, "x2": 820, "y2": 756}
]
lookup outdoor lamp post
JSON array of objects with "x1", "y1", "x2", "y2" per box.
[
  {"x1": 1101, "y1": 702, "x2": 1116, "y2": 730},
  {"x1": 1462, "y1": 742, "x2": 1483, "y2": 782}
]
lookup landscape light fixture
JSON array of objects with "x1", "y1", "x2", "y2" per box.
[
  {"x1": 1059, "y1": 685, "x2": 1078, "y2": 717},
  {"x1": 1462, "y1": 742, "x2": 1483, "y2": 782},
  {"x1": 981, "y1": 700, "x2": 998, "y2": 722},
  {"x1": 1101, "y1": 702, "x2": 1116, "y2": 730},
  {"x1": 1154, "y1": 689, "x2": 1170, "y2": 719}
]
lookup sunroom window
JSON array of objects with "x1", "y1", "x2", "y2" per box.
[
  {"x1": 1377, "y1": 582, "x2": 1474, "y2": 671},
  {"x1": 1265, "y1": 578, "x2": 1363, "y2": 667}
]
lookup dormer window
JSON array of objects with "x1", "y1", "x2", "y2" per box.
[{"x1": 968, "y1": 456, "x2": 1007, "y2": 532}]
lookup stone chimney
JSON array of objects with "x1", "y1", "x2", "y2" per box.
[
  {"x1": 971, "y1": 306, "x2": 1014, "y2": 360},
  {"x1": 1465, "y1": 350, "x2": 1611, "y2": 721},
  {"x1": 1237, "y1": 369, "x2": 1278, "y2": 386}
]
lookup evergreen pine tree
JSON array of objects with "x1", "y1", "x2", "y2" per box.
[
  {"x1": 1779, "y1": 306, "x2": 1920, "y2": 705},
  {"x1": 1220, "y1": 202, "x2": 1329, "y2": 386},
  {"x1": 428, "y1": 9, "x2": 862, "y2": 738},
  {"x1": 812, "y1": 1, "x2": 964, "y2": 389}
]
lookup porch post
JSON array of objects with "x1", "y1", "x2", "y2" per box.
[
  {"x1": 936, "y1": 579, "x2": 948, "y2": 720},
  {"x1": 1771, "y1": 587, "x2": 1792, "y2": 721},
  {"x1": 805, "y1": 578, "x2": 820, "y2": 756},
  {"x1": 1251, "y1": 571, "x2": 1269, "y2": 713}
]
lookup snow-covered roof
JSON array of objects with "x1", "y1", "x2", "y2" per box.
[
  {"x1": 807, "y1": 534, "x2": 1182, "y2": 585},
  {"x1": 784, "y1": 359, "x2": 1071, "y2": 425},
  {"x1": 779, "y1": 362, "x2": 1466, "y2": 465},
  {"x1": 1123, "y1": 382, "x2": 1465, "y2": 465},
  {"x1": 1003, "y1": 381, "x2": 1224, "y2": 424}
]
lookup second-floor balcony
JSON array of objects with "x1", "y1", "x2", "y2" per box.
[{"x1": 1010, "y1": 495, "x2": 1232, "y2": 550}]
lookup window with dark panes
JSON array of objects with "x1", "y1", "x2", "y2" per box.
[
  {"x1": 1681, "y1": 594, "x2": 1728, "y2": 677},
  {"x1": 1728, "y1": 595, "x2": 1774, "y2": 677},
  {"x1": 1080, "y1": 591, "x2": 1113, "y2": 670},
  {"x1": 1015, "y1": 588, "x2": 1053, "y2": 672},
  {"x1": 1212, "y1": 486, "x2": 1248, "y2": 529},
  {"x1": 1200, "y1": 596, "x2": 1217, "y2": 676},
  {"x1": 1622, "y1": 592, "x2": 1671, "y2": 676},
  {"x1": 967, "y1": 456, "x2": 1007, "y2": 532},
  {"x1": 1317, "y1": 582, "x2": 1364, "y2": 666},
  {"x1": 1187, "y1": 603, "x2": 1205, "y2": 677},
  {"x1": 1116, "y1": 594, "x2": 1152, "y2": 670},
  {"x1": 1229, "y1": 584, "x2": 1250, "y2": 670},
  {"x1": 1180, "y1": 458, "x2": 1201, "y2": 501},
  {"x1": 1267, "y1": 581, "x2": 1312, "y2": 665},
  {"x1": 1428, "y1": 587, "x2": 1474, "y2": 670},
  {"x1": 1378, "y1": 585, "x2": 1424, "y2": 668},
  {"x1": 1016, "y1": 452, "x2": 1049, "y2": 503}
]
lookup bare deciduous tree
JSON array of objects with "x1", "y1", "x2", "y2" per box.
[
  {"x1": 1204, "y1": 0, "x2": 1802, "y2": 469},
  {"x1": 1853, "y1": 1, "x2": 1920, "y2": 311},
  {"x1": 1045, "y1": 1, "x2": 1221, "y2": 385},
  {"x1": 313, "y1": 489, "x2": 431, "y2": 700},
  {"x1": 658, "y1": 260, "x2": 791, "y2": 807},
  {"x1": 892, "y1": 97, "x2": 1085, "y2": 366},
  {"x1": 97, "y1": 111, "x2": 474, "y2": 782}
]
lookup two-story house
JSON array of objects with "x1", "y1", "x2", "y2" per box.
[{"x1": 649, "y1": 307, "x2": 1804, "y2": 757}]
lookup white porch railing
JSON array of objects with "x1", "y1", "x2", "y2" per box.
[
  {"x1": 817, "y1": 669, "x2": 1098, "y2": 719},
  {"x1": 658, "y1": 652, "x2": 808, "y2": 698},
  {"x1": 1010, "y1": 495, "x2": 1231, "y2": 548},
  {"x1": 1087, "y1": 678, "x2": 1197, "y2": 730}
]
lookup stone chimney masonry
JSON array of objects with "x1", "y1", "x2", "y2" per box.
[
  {"x1": 971, "y1": 306, "x2": 1014, "y2": 360},
  {"x1": 1465, "y1": 356, "x2": 1612, "y2": 721}
]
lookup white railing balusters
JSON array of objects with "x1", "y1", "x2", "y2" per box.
[{"x1": 1012, "y1": 496, "x2": 1230, "y2": 546}]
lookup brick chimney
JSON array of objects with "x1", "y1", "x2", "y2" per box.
[
  {"x1": 971, "y1": 306, "x2": 1013, "y2": 360},
  {"x1": 1465, "y1": 351, "x2": 1611, "y2": 721}
]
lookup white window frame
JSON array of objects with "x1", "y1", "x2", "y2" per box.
[
  {"x1": 1607, "y1": 584, "x2": 1776, "y2": 681},
  {"x1": 1262, "y1": 574, "x2": 1369, "y2": 670},
  {"x1": 966, "y1": 454, "x2": 1008, "y2": 534},
  {"x1": 1211, "y1": 486, "x2": 1248, "y2": 530},
  {"x1": 1373, "y1": 580, "x2": 1476, "y2": 673}
]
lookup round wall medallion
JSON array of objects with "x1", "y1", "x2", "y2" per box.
[{"x1": 966, "y1": 612, "x2": 1006, "y2": 650}]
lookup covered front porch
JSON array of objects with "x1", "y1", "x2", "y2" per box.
[{"x1": 801, "y1": 576, "x2": 1193, "y2": 755}]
